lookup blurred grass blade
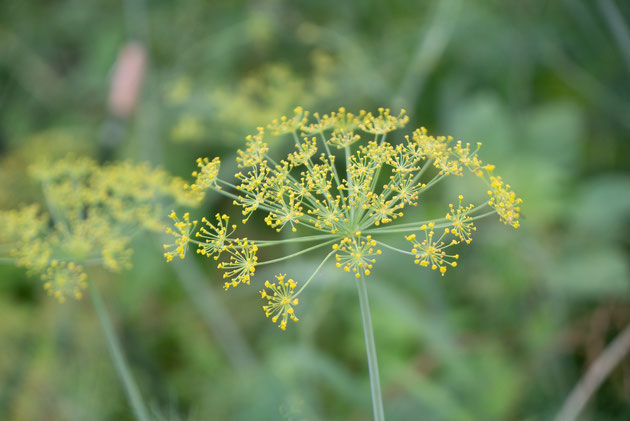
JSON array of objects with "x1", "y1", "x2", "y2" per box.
[
  {"x1": 555, "y1": 322, "x2": 630, "y2": 421},
  {"x1": 89, "y1": 283, "x2": 151, "y2": 421}
]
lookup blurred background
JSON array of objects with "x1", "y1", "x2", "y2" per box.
[{"x1": 1, "y1": 0, "x2": 630, "y2": 420}]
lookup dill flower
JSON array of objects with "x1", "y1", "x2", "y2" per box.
[
  {"x1": 334, "y1": 234, "x2": 381, "y2": 278},
  {"x1": 163, "y1": 211, "x2": 197, "y2": 262},
  {"x1": 195, "y1": 213, "x2": 235, "y2": 260},
  {"x1": 405, "y1": 223, "x2": 459, "y2": 275},
  {"x1": 0, "y1": 156, "x2": 201, "y2": 301},
  {"x1": 41, "y1": 260, "x2": 88, "y2": 303},
  {"x1": 187, "y1": 157, "x2": 221, "y2": 195},
  {"x1": 217, "y1": 238, "x2": 258, "y2": 290},
  {"x1": 260, "y1": 274, "x2": 300, "y2": 330},
  {"x1": 445, "y1": 195, "x2": 476, "y2": 244},
  {"x1": 165, "y1": 106, "x2": 521, "y2": 329}
]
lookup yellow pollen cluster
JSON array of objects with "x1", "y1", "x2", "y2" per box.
[
  {"x1": 406, "y1": 223, "x2": 459, "y2": 276},
  {"x1": 358, "y1": 107, "x2": 409, "y2": 134},
  {"x1": 196, "y1": 213, "x2": 235, "y2": 260},
  {"x1": 334, "y1": 234, "x2": 381, "y2": 278},
  {"x1": 268, "y1": 106, "x2": 309, "y2": 135},
  {"x1": 260, "y1": 274, "x2": 299, "y2": 330},
  {"x1": 488, "y1": 176, "x2": 522, "y2": 228},
  {"x1": 217, "y1": 238, "x2": 258, "y2": 290},
  {"x1": 41, "y1": 260, "x2": 88, "y2": 303},
  {"x1": 328, "y1": 129, "x2": 361, "y2": 149},
  {"x1": 164, "y1": 211, "x2": 197, "y2": 262},
  {"x1": 445, "y1": 195, "x2": 476, "y2": 244},
  {"x1": 187, "y1": 157, "x2": 221, "y2": 194},
  {"x1": 237, "y1": 127, "x2": 268, "y2": 168}
]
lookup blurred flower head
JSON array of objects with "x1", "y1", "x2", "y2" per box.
[{"x1": 0, "y1": 155, "x2": 201, "y2": 302}]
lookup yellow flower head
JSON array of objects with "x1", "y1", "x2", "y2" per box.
[
  {"x1": 41, "y1": 260, "x2": 88, "y2": 303},
  {"x1": 165, "y1": 107, "x2": 521, "y2": 329},
  {"x1": 334, "y1": 234, "x2": 381, "y2": 278},
  {"x1": 406, "y1": 223, "x2": 459, "y2": 276},
  {"x1": 1, "y1": 156, "x2": 200, "y2": 301},
  {"x1": 196, "y1": 213, "x2": 235, "y2": 260},
  {"x1": 359, "y1": 107, "x2": 409, "y2": 135},
  {"x1": 445, "y1": 195, "x2": 476, "y2": 244},
  {"x1": 237, "y1": 127, "x2": 268, "y2": 168},
  {"x1": 164, "y1": 211, "x2": 197, "y2": 262},
  {"x1": 488, "y1": 176, "x2": 522, "y2": 228},
  {"x1": 217, "y1": 238, "x2": 258, "y2": 290},
  {"x1": 268, "y1": 106, "x2": 310, "y2": 136},
  {"x1": 260, "y1": 274, "x2": 299, "y2": 330},
  {"x1": 187, "y1": 157, "x2": 221, "y2": 196}
]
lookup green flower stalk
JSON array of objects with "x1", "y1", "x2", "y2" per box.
[{"x1": 165, "y1": 106, "x2": 521, "y2": 418}]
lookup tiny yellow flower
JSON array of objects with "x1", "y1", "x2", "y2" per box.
[
  {"x1": 406, "y1": 223, "x2": 459, "y2": 276},
  {"x1": 164, "y1": 211, "x2": 197, "y2": 262},
  {"x1": 41, "y1": 261, "x2": 88, "y2": 303},
  {"x1": 260, "y1": 274, "x2": 300, "y2": 330}
]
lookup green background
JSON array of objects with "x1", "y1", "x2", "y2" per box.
[{"x1": 1, "y1": 0, "x2": 629, "y2": 420}]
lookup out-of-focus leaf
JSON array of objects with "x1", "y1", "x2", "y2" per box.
[
  {"x1": 570, "y1": 175, "x2": 630, "y2": 241},
  {"x1": 525, "y1": 101, "x2": 584, "y2": 169},
  {"x1": 510, "y1": 158, "x2": 570, "y2": 225},
  {"x1": 549, "y1": 247, "x2": 630, "y2": 298},
  {"x1": 445, "y1": 92, "x2": 515, "y2": 163}
]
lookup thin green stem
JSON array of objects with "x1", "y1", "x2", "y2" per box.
[
  {"x1": 413, "y1": 157, "x2": 434, "y2": 181},
  {"x1": 211, "y1": 184, "x2": 329, "y2": 232},
  {"x1": 89, "y1": 284, "x2": 150, "y2": 421},
  {"x1": 210, "y1": 185, "x2": 276, "y2": 214},
  {"x1": 248, "y1": 233, "x2": 337, "y2": 245},
  {"x1": 363, "y1": 216, "x2": 449, "y2": 234},
  {"x1": 191, "y1": 233, "x2": 337, "y2": 249},
  {"x1": 419, "y1": 172, "x2": 448, "y2": 194},
  {"x1": 215, "y1": 178, "x2": 242, "y2": 191},
  {"x1": 374, "y1": 240, "x2": 415, "y2": 256},
  {"x1": 355, "y1": 272, "x2": 385, "y2": 421},
  {"x1": 257, "y1": 239, "x2": 337, "y2": 267},
  {"x1": 378, "y1": 132, "x2": 387, "y2": 146},
  {"x1": 365, "y1": 208, "x2": 497, "y2": 235},
  {"x1": 314, "y1": 117, "x2": 344, "y2": 202},
  {"x1": 295, "y1": 249, "x2": 337, "y2": 296},
  {"x1": 345, "y1": 145, "x2": 356, "y2": 222}
]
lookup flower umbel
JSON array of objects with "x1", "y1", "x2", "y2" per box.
[
  {"x1": 406, "y1": 223, "x2": 459, "y2": 276},
  {"x1": 164, "y1": 211, "x2": 197, "y2": 262},
  {"x1": 165, "y1": 107, "x2": 521, "y2": 329},
  {"x1": 187, "y1": 157, "x2": 221, "y2": 196},
  {"x1": 0, "y1": 156, "x2": 200, "y2": 301},
  {"x1": 445, "y1": 195, "x2": 476, "y2": 244},
  {"x1": 261, "y1": 274, "x2": 299, "y2": 330},
  {"x1": 217, "y1": 238, "x2": 258, "y2": 290},
  {"x1": 41, "y1": 260, "x2": 88, "y2": 303},
  {"x1": 334, "y1": 234, "x2": 381, "y2": 278},
  {"x1": 196, "y1": 214, "x2": 235, "y2": 260}
]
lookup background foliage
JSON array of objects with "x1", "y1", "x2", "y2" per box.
[{"x1": 1, "y1": 0, "x2": 629, "y2": 420}]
